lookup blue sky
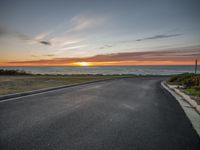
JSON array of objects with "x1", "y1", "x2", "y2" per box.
[{"x1": 0, "y1": 0, "x2": 200, "y2": 65}]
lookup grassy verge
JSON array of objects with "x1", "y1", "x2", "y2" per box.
[
  {"x1": 0, "y1": 74, "x2": 136, "y2": 96},
  {"x1": 168, "y1": 73, "x2": 200, "y2": 97}
]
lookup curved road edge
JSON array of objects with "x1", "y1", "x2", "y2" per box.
[{"x1": 161, "y1": 81, "x2": 200, "y2": 136}]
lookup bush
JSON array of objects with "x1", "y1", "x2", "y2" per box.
[
  {"x1": 182, "y1": 76, "x2": 200, "y2": 88},
  {"x1": 168, "y1": 73, "x2": 200, "y2": 85},
  {"x1": 0, "y1": 69, "x2": 30, "y2": 75},
  {"x1": 168, "y1": 73, "x2": 200, "y2": 97}
]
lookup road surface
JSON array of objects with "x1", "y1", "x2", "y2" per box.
[{"x1": 0, "y1": 77, "x2": 199, "y2": 150}]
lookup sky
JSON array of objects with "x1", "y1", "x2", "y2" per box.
[{"x1": 0, "y1": 0, "x2": 200, "y2": 66}]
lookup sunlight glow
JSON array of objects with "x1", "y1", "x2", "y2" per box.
[{"x1": 74, "y1": 62, "x2": 92, "y2": 66}]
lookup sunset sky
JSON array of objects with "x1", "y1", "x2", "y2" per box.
[{"x1": 0, "y1": 0, "x2": 199, "y2": 66}]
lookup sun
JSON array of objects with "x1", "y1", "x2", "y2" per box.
[{"x1": 74, "y1": 62, "x2": 92, "y2": 66}]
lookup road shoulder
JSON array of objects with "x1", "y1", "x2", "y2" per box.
[{"x1": 161, "y1": 81, "x2": 200, "y2": 136}]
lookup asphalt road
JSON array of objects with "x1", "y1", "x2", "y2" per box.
[{"x1": 0, "y1": 77, "x2": 199, "y2": 150}]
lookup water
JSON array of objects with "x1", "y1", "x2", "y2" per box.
[{"x1": 0, "y1": 66, "x2": 199, "y2": 75}]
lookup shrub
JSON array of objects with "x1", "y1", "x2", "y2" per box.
[
  {"x1": 168, "y1": 73, "x2": 200, "y2": 85},
  {"x1": 182, "y1": 76, "x2": 200, "y2": 88},
  {"x1": 0, "y1": 69, "x2": 30, "y2": 75}
]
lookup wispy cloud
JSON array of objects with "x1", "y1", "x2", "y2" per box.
[
  {"x1": 69, "y1": 15, "x2": 106, "y2": 32},
  {"x1": 109, "y1": 33, "x2": 182, "y2": 44},
  {"x1": 34, "y1": 14, "x2": 106, "y2": 40},
  {"x1": 31, "y1": 54, "x2": 55, "y2": 57},
  {"x1": 43, "y1": 54, "x2": 55, "y2": 57},
  {"x1": 0, "y1": 26, "x2": 52, "y2": 46},
  {"x1": 135, "y1": 34, "x2": 182, "y2": 42},
  {"x1": 99, "y1": 45, "x2": 113, "y2": 49},
  {"x1": 0, "y1": 26, "x2": 29, "y2": 40},
  {"x1": 34, "y1": 32, "x2": 50, "y2": 41},
  {"x1": 49, "y1": 37, "x2": 83, "y2": 48},
  {"x1": 31, "y1": 14, "x2": 106, "y2": 50},
  {"x1": 61, "y1": 45, "x2": 88, "y2": 50},
  {"x1": 30, "y1": 55, "x2": 38, "y2": 58},
  {"x1": 1, "y1": 14, "x2": 107, "y2": 51}
]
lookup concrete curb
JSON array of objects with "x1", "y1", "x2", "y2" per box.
[
  {"x1": 161, "y1": 81, "x2": 200, "y2": 136},
  {"x1": 173, "y1": 88, "x2": 200, "y2": 114},
  {"x1": 0, "y1": 78, "x2": 118, "y2": 101},
  {"x1": 162, "y1": 81, "x2": 200, "y2": 114}
]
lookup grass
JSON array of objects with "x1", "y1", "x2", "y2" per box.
[
  {"x1": 186, "y1": 86, "x2": 200, "y2": 97},
  {"x1": 0, "y1": 74, "x2": 136, "y2": 96},
  {"x1": 168, "y1": 73, "x2": 200, "y2": 98},
  {"x1": 0, "y1": 69, "x2": 166, "y2": 96}
]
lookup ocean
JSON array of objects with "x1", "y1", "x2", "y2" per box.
[{"x1": 0, "y1": 66, "x2": 199, "y2": 75}]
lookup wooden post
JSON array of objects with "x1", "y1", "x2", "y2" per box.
[{"x1": 194, "y1": 59, "x2": 197, "y2": 74}]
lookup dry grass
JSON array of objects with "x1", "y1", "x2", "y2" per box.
[{"x1": 0, "y1": 75, "x2": 133, "y2": 95}]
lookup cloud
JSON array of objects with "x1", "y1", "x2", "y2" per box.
[
  {"x1": 61, "y1": 45, "x2": 88, "y2": 50},
  {"x1": 0, "y1": 26, "x2": 52, "y2": 46},
  {"x1": 7, "y1": 47, "x2": 200, "y2": 65},
  {"x1": 99, "y1": 45, "x2": 113, "y2": 49},
  {"x1": 43, "y1": 54, "x2": 55, "y2": 57},
  {"x1": 30, "y1": 55, "x2": 38, "y2": 58},
  {"x1": 35, "y1": 35, "x2": 85, "y2": 49},
  {"x1": 31, "y1": 54, "x2": 55, "y2": 58},
  {"x1": 110, "y1": 33, "x2": 182, "y2": 44},
  {"x1": 29, "y1": 15, "x2": 105, "y2": 49},
  {"x1": 39, "y1": 41, "x2": 51, "y2": 45},
  {"x1": 49, "y1": 37, "x2": 83, "y2": 48},
  {"x1": 0, "y1": 26, "x2": 29, "y2": 40},
  {"x1": 69, "y1": 15, "x2": 106, "y2": 32},
  {"x1": 135, "y1": 34, "x2": 182, "y2": 42},
  {"x1": 32, "y1": 14, "x2": 106, "y2": 48}
]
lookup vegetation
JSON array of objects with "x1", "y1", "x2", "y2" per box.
[
  {"x1": 186, "y1": 86, "x2": 200, "y2": 97},
  {"x1": 168, "y1": 73, "x2": 200, "y2": 97},
  {"x1": 0, "y1": 69, "x2": 167, "y2": 96},
  {"x1": 0, "y1": 69, "x2": 139, "y2": 95},
  {"x1": 0, "y1": 69, "x2": 30, "y2": 75}
]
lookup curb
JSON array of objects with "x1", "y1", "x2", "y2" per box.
[
  {"x1": 0, "y1": 78, "x2": 118, "y2": 102},
  {"x1": 161, "y1": 81, "x2": 200, "y2": 136},
  {"x1": 161, "y1": 81, "x2": 200, "y2": 114}
]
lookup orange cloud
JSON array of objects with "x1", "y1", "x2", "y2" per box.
[{"x1": 0, "y1": 49, "x2": 199, "y2": 66}]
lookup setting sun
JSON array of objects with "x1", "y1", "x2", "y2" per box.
[{"x1": 74, "y1": 62, "x2": 92, "y2": 66}]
